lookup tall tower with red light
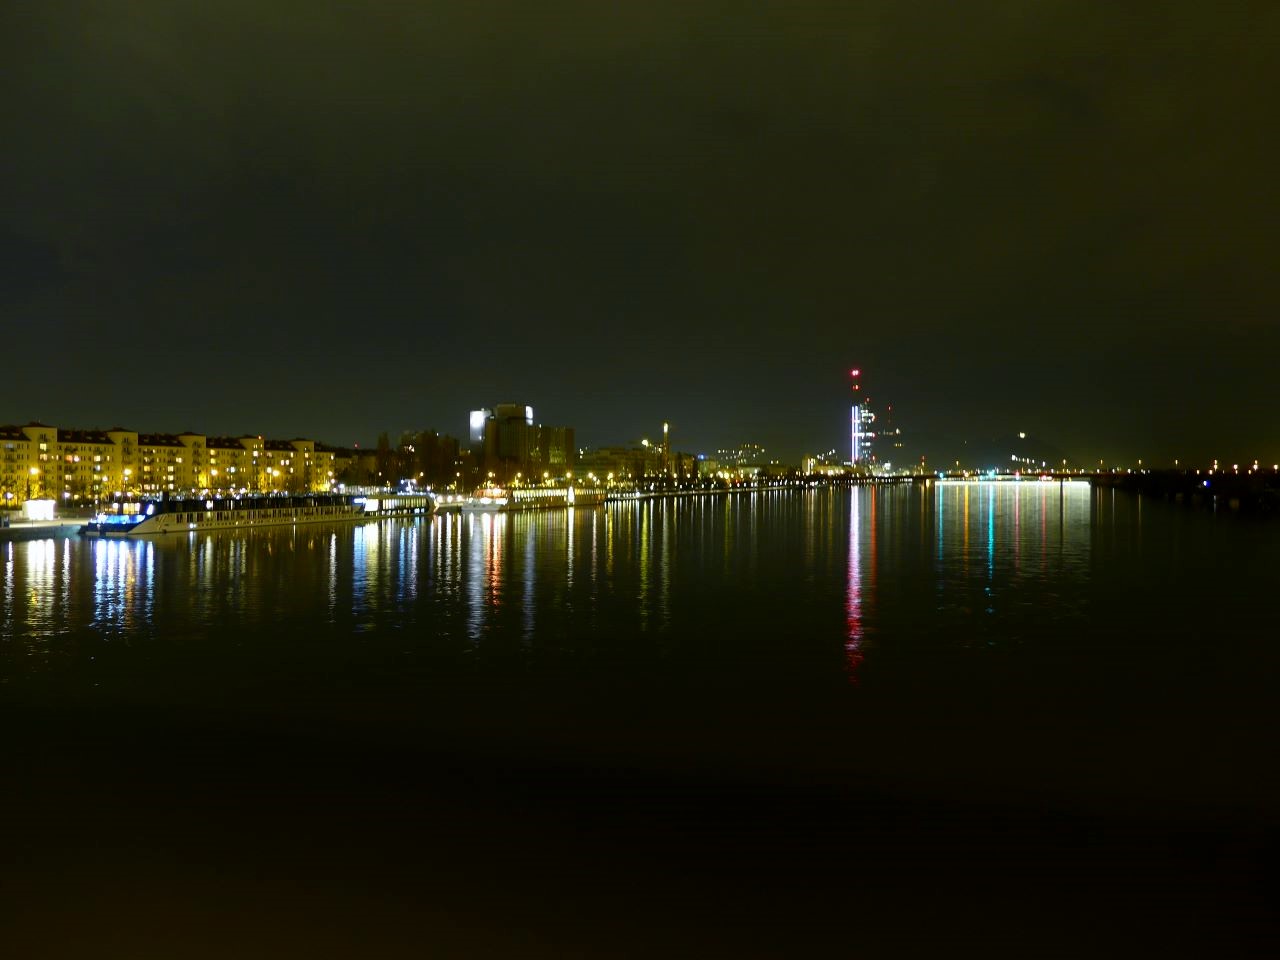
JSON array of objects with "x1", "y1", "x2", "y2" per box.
[{"x1": 849, "y1": 368, "x2": 876, "y2": 467}]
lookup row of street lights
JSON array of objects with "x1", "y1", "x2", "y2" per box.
[
  {"x1": 4, "y1": 464, "x2": 321, "y2": 506},
  {"x1": 495, "y1": 470, "x2": 621, "y2": 489}
]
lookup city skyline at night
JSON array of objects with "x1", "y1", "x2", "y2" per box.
[
  {"x1": 3, "y1": 3, "x2": 1277, "y2": 467},
  {"x1": 4, "y1": 6, "x2": 1278, "y2": 954}
]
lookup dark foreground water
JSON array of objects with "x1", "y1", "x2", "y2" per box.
[{"x1": 3, "y1": 484, "x2": 1278, "y2": 956}]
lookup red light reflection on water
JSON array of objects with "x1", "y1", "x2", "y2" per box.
[{"x1": 846, "y1": 491, "x2": 876, "y2": 682}]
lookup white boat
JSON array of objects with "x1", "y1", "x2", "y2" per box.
[
  {"x1": 460, "y1": 485, "x2": 606, "y2": 513},
  {"x1": 78, "y1": 492, "x2": 436, "y2": 537}
]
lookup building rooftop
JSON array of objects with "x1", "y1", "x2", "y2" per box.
[
  {"x1": 58, "y1": 429, "x2": 113, "y2": 444},
  {"x1": 207, "y1": 436, "x2": 249, "y2": 449},
  {"x1": 137, "y1": 433, "x2": 184, "y2": 448}
]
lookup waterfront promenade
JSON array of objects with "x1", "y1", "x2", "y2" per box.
[{"x1": 4, "y1": 469, "x2": 1276, "y2": 541}]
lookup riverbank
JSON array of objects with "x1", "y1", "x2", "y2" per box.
[
  {"x1": 1093, "y1": 469, "x2": 1280, "y2": 513},
  {"x1": 0, "y1": 519, "x2": 83, "y2": 542}
]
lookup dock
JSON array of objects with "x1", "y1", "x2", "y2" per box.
[{"x1": 0, "y1": 519, "x2": 84, "y2": 543}]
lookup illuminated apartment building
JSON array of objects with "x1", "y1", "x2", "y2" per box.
[
  {"x1": 1, "y1": 423, "x2": 55, "y2": 507},
  {"x1": 0, "y1": 421, "x2": 340, "y2": 505}
]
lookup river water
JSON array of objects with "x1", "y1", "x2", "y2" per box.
[{"x1": 4, "y1": 483, "x2": 1278, "y2": 955}]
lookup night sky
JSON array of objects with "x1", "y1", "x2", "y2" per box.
[{"x1": 3, "y1": 2, "x2": 1276, "y2": 465}]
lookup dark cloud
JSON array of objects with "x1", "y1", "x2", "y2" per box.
[{"x1": 2, "y1": 2, "x2": 1276, "y2": 463}]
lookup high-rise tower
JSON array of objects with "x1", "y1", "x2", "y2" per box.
[{"x1": 849, "y1": 368, "x2": 876, "y2": 466}]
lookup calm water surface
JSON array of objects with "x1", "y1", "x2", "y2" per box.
[
  {"x1": 4, "y1": 482, "x2": 1278, "y2": 802},
  {"x1": 4, "y1": 483, "x2": 1103, "y2": 683},
  {"x1": 6, "y1": 482, "x2": 1279, "y2": 954},
  {"x1": 0, "y1": 483, "x2": 1270, "y2": 662}
]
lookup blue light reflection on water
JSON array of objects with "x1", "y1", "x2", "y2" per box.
[{"x1": 0, "y1": 483, "x2": 1265, "y2": 692}]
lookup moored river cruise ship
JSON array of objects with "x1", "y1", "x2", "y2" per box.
[
  {"x1": 79, "y1": 492, "x2": 436, "y2": 537},
  {"x1": 461, "y1": 486, "x2": 607, "y2": 513}
]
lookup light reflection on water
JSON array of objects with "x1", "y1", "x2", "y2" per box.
[
  {"x1": 846, "y1": 488, "x2": 867, "y2": 679},
  {"x1": 929, "y1": 481, "x2": 1092, "y2": 633},
  {"x1": 90, "y1": 537, "x2": 156, "y2": 635},
  {"x1": 0, "y1": 483, "x2": 1200, "y2": 686}
]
